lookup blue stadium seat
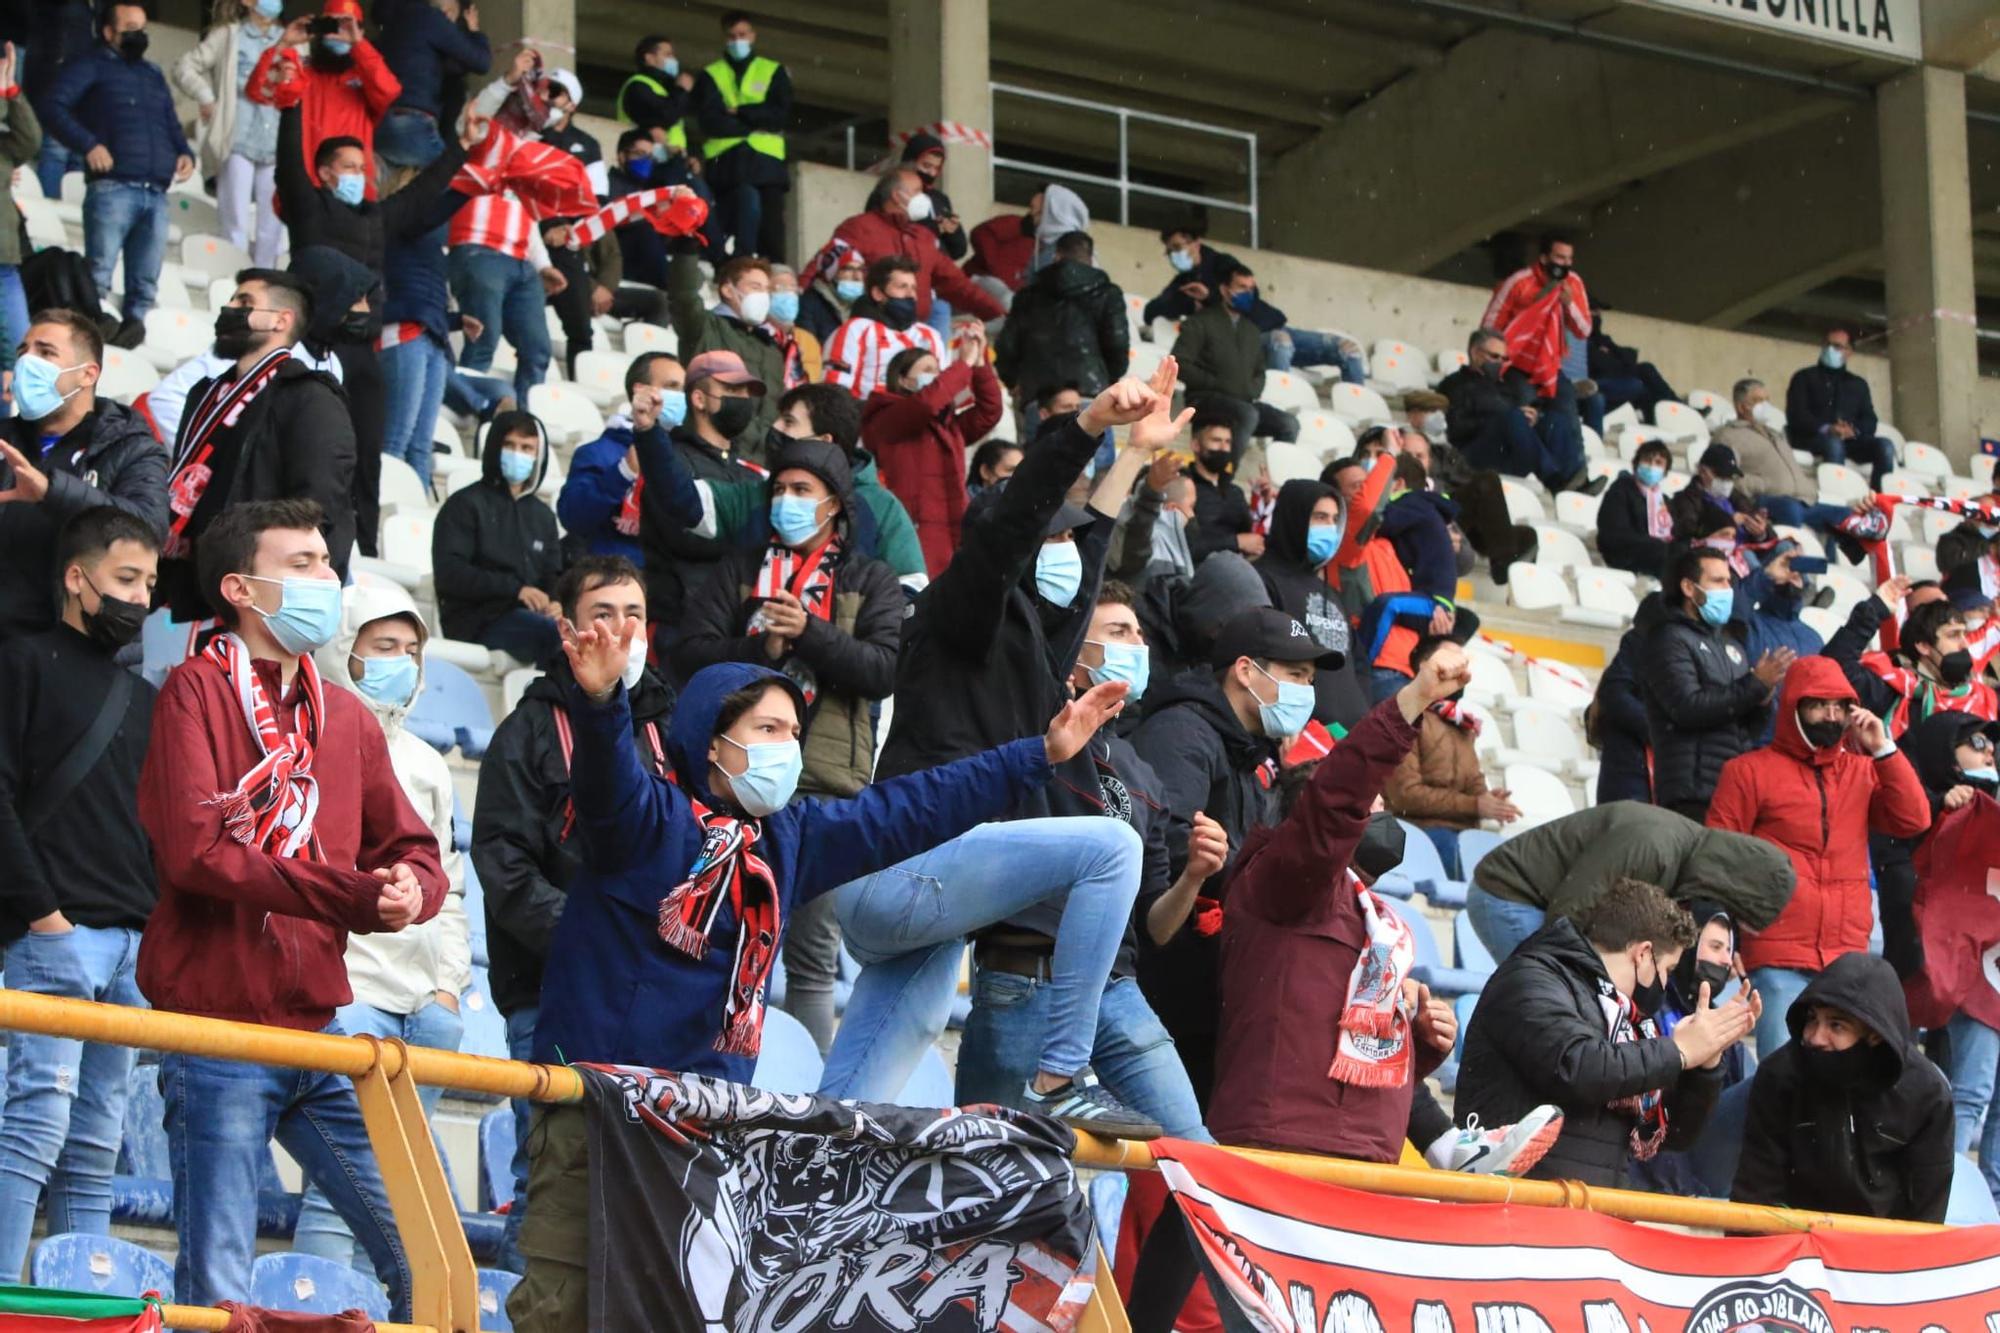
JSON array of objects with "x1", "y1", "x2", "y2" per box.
[
  {"x1": 749, "y1": 1009, "x2": 823, "y2": 1095},
  {"x1": 1394, "y1": 820, "x2": 1468, "y2": 907},
  {"x1": 117, "y1": 1062, "x2": 168, "y2": 1180},
  {"x1": 478, "y1": 1267, "x2": 521, "y2": 1330},
  {"x1": 1949, "y1": 1156, "x2": 2000, "y2": 1226},
  {"x1": 894, "y1": 1046, "x2": 954, "y2": 1108},
  {"x1": 1454, "y1": 911, "x2": 1497, "y2": 976},
  {"x1": 249, "y1": 1251, "x2": 390, "y2": 1320},
  {"x1": 459, "y1": 965, "x2": 509, "y2": 1061},
  {"x1": 1087, "y1": 1172, "x2": 1127, "y2": 1262},
  {"x1": 479, "y1": 1107, "x2": 517, "y2": 1213},
  {"x1": 1389, "y1": 900, "x2": 1485, "y2": 998},
  {"x1": 409, "y1": 657, "x2": 495, "y2": 758},
  {"x1": 452, "y1": 790, "x2": 472, "y2": 852},
  {"x1": 31, "y1": 1233, "x2": 173, "y2": 1300},
  {"x1": 1456, "y1": 829, "x2": 1503, "y2": 881}
]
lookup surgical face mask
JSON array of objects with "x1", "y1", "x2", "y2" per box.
[
  {"x1": 499, "y1": 450, "x2": 537, "y2": 486},
  {"x1": 1799, "y1": 713, "x2": 1846, "y2": 750},
  {"x1": 903, "y1": 191, "x2": 935, "y2": 223},
  {"x1": 320, "y1": 36, "x2": 351, "y2": 57},
  {"x1": 1710, "y1": 477, "x2": 1735, "y2": 499},
  {"x1": 1304, "y1": 521, "x2": 1343, "y2": 567},
  {"x1": 1167, "y1": 247, "x2": 1195, "y2": 274},
  {"x1": 1933, "y1": 647, "x2": 1973, "y2": 688},
  {"x1": 1250, "y1": 661, "x2": 1314, "y2": 739},
  {"x1": 1635, "y1": 463, "x2": 1666, "y2": 488},
  {"x1": 1420, "y1": 413, "x2": 1446, "y2": 444},
  {"x1": 1752, "y1": 399, "x2": 1783, "y2": 428},
  {"x1": 768, "y1": 291, "x2": 799, "y2": 325},
  {"x1": 769, "y1": 494, "x2": 829, "y2": 547},
  {"x1": 1696, "y1": 585, "x2": 1733, "y2": 626},
  {"x1": 717, "y1": 732, "x2": 801, "y2": 817},
  {"x1": 12, "y1": 354, "x2": 86, "y2": 421},
  {"x1": 656, "y1": 388, "x2": 687, "y2": 429},
  {"x1": 1962, "y1": 765, "x2": 1999, "y2": 792},
  {"x1": 78, "y1": 575, "x2": 147, "y2": 651},
  {"x1": 626, "y1": 154, "x2": 654, "y2": 182},
  {"x1": 880, "y1": 296, "x2": 918, "y2": 330},
  {"x1": 657, "y1": 56, "x2": 679, "y2": 78},
  {"x1": 621, "y1": 631, "x2": 648, "y2": 691},
  {"x1": 351, "y1": 652, "x2": 419, "y2": 707},
  {"x1": 242, "y1": 575, "x2": 343, "y2": 655},
  {"x1": 724, "y1": 37, "x2": 753, "y2": 61},
  {"x1": 735, "y1": 290, "x2": 771, "y2": 325},
  {"x1": 1820, "y1": 345, "x2": 1846, "y2": 371},
  {"x1": 706, "y1": 394, "x2": 756, "y2": 438},
  {"x1": 1228, "y1": 289, "x2": 1255, "y2": 313},
  {"x1": 910, "y1": 370, "x2": 937, "y2": 392},
  {"x1": 331, "y1": 171, "x2": 366, "y2": 207},
  {"x1": 544, "y1": 103, "x2": 568, "y2": 130},
  {"x1": 1035, "y1": 540, "x2": 1083, "y2": 608},
  {"x1": 836, "y1": 278, "x2": 865, "y2": 303},
  {"x1": 1086, "y1": 640, "x2": 1150, "y2": 701},
  {"x1": 254, "y1": 0, "x2": 283, "y2": 18}
]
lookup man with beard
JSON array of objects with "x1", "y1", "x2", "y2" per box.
[{"x1": 247, "y1": 0, "x2": 401, "y2": 197}]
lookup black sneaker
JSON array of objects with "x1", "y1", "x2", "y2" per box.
[
  {"x1": 111, "y1": 317, "x2": 145, "y2": 350},
  {"x1": 1022, "y1": 1071, "x2": 1162, "y2": 1140}
]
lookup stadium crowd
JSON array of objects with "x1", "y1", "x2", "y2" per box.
[{"x1": 0, "y1": 2, "x2": 1996, "y2": 1328}]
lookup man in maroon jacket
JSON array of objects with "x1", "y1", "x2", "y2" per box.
[
  {"x1": 821, "y1": 167, "x2": 1007, "y2": 328},
  {"x1": 137, "y1": 498, "x2": 446, "y2": 1319}
]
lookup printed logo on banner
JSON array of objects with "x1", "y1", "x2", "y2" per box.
[{"x1": 1684, "y1": 1280, "x2": 1836, "y2": 1333}]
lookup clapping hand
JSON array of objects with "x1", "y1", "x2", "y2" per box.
[
  {"x1": 1671, "y1": 983, "x2": 1760, "y2": 1069},
  {"x1": 1044, "y1": 681, "x2": 1129, "y2": 764}
]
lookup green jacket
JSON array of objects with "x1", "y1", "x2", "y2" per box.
[
  {"x1": 1170, "y1": 304, "x2": 1265, "y2": 403},
  {"x1": 704, "y1": 452, "x2": 926, "y2": 582},
  {"x1": 0, "y1": 96, "x2": 44, "y2": 268},
  {"x1": 667, "y1": 252, "x2": 785, "y2": 459},
  {"x1": 1471, "y1": 800, "x2": 1795, "y2": 928}
]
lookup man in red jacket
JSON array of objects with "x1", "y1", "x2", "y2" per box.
[
  {"x1": 137, "y1": 498, "x2": 446, "y2": 1318},
  {"x1": 821, "y1": 166, "x2": 1006, "y2": 330},
  {"x1": 1707, "y1": 654, "x2": 1928, "y2": 1059},
  {"x1": 247, "y1": 0, "x2": 402, "y2": 200}
]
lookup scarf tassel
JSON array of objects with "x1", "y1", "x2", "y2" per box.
[
  {"x1": 1340, "y1": 1000, "x2": 1402, "y2": 1039},
  {"x1": 657, "y1": 895, "x2": 713, "y2": 960},
  {"x1": 715, "y1": 992, "x2": 766, "y2": 1057},
  {"x1": 1329, "y1": 1050, "x2": 1408, "y2": 1088}
]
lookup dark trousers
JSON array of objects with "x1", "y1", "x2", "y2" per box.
[
  {"x1": 548, "y1": 253, "x2": 674, "y2": 377},
  {"x1": 1805, "y1": 430, "x2": 1895, "y2": 490},
  {"x1": 1188, "y1": 391, "x2": 1299, "y2": 451},
  {"x1": 335, "y1": 339, "x2": 385, "y2": 557},
  {"x1": 1596, "y1": 362, "x2": 1680, "y2": 419},
  {"x1": 711, "y1": 177, "x2": 787, "y2": 262},
  {"x1": 1462, "y1": 405, "x2": 1583, "y2": 492}
]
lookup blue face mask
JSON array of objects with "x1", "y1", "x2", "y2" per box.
[
  {"x1": 255, "y1": 0, "x2": 282, "y2": 18},
  {"x1": 836, "y1": 279, "x2": 864, "y2": 303},
  {"x1": 657, "y1": 56, "x2": 679, "y2": 78},
  {"x1": 717, "y1": 733, "x2": 801, "y2": 817},
  {"x1": 351, "y1": 652, "x2": 419, "y2": 707},
  {"x1": 244, "y1": 575, "x2": 343, "y2": 655},
  {"x1": 769, "y1": 494, "x2": 829, "y2": 547},
  {"x1": 767, "y1": 290, "x2": 799, "y2": 325},
  {"x1": 1697, "y1": 586, "x2": 1734, "y2": 626},
  {"x1": 657, "y1": 388, "x2": 687, "y2": 429},
  {"x1": 1168, "y1": 248, "x2": 1196, "y2": 274},
  {"x1": 1228, "y1": 289, "x2": 1256, "y2": 313},
  {"x1": 1820, "y1": 345, "x2": 1846, "y2": 371},
  {"x1": 1305, "y1": 521, "x2": 1343, "y2": 567},
  {"x1": 499, "y1": 450, "x2": 537, "y2": 486},
  {"x1": 725, "y1": 38, "x2": 753, "y2": 60},
  {"x1": 1087, "y1": 640, "x2": 1150, "y2": 701},
  {"x1": 1035, "y1": 540, "x2": 1084, "y2": 608},
  {"x1": 1251, "y1": 660, "x2": 1315, "y2": 739},
  {"x1": 11, "y1": 354, "x2": 85, "y2": 422},
  {"x1": 322, "y1": 36, "x2": 352, "y2": 56},
  {"x1": 626, "y1": 154, "x2": 654, "y2": 181},
  {"x1": 1635, "y1": 463, "x2": 1666, "y2": 488},
  {"x1": 331, "y1": 171, "x2": 365, "y2": 206},
  {"x1": 1963, "y1": 766, "x2": 1999, "y2": 786}
]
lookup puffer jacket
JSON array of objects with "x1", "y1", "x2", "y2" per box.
[
  {"x1": 1593, "y1": 624, "x2": 1653, "y2": 805},
  {"x1": 861, "y1": 358, "x2": 1003, "y2": 578},
  {"x1": 1384, "y1": 709, "x2": 1487, "y2": 831},
  {"x1": 43, "y1": 45, "x2": 191, "y2": 187},
  {"x1": 431, "y1": 419, "x2": 561, "y2": 643},
  {"x1": 993, "y1": 258, "x2": 1129, "y2": 405},
  {"x1": 1171, "y1": 303, "x2": 1265, "y2": 404},
  {"x1": 1456, "y1": 915, "x2": 1723, "y2": 1186},
  {"x1": 1472, "y1": 801, "x2": 1795, "y2": 927},
  {"x1": 1637, "y1": 586, "x2": 1772, "y2": 815},
  {"x1": 1707, "y1": 655, "x2": 1928, "y2": 973},
  {"x1": 1732, "y1": 952, "x2": 1953, "y2": 1222},
  {"x1": 312, "y1": 583, "x2": 471, "y2": 1015}
]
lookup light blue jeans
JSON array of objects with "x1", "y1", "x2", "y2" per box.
[
  {"x1": 1947, "y1": 1010, "x2": 2000, "y2": 1203},
  {"x1": 84, "y1": 179, "x2": 169, "y2": 322},
  {"x1": 292, "y1": 999, "x2": 464, "y2": 1271},
  {"x1": 448, "y1": 245, "x2": 551, "y2": 404},
  {"x1": 1264, "y1": 326, "x2": 1367, "y2": 387},
  {"x1": 956, "y1": 972, "x2": 1211, "y2": 1141},
  {"x1": 1463, "y1": 885, "x2": 1545, "y2": 964},
  {"x1": 1749, "y1": 966, "x2": 1814, "y2": 1061},
  {"x1": 0, "y1": 925, "x2": 146, "y2": 1280},
  {"x1": 380, "y1": 334, "x2": 452, "y2": 490},
  {"x1": 496, "y1": 1003, "x2": 537, "y2": 1275},
  {"x1": 818, "y1": 817, "x2": 1142, "y2": 1103}
]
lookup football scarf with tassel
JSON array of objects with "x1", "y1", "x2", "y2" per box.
[{"x1": 656, "y1": 798, "x2": 780, "y2": 1056}]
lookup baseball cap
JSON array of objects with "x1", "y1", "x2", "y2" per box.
[
  {"x1": 1209, "y1": 607, "x2": 1344, "y2": 670},
  {"x1": 547, "y1": 68, "x2": 583, "y2": 105},
  {"x1": 684, "y1": 349, "x2": 767, "y2": 396},
  {"x1": 1698, "y1": 444, "x2": 1743, "y2": 479}
]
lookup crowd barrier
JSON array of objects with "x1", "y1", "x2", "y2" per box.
[{"x1": 0, "y1": 990, "x2": 1946, "y2": 1333}]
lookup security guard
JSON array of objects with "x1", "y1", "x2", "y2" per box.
[
  {"x1": 617, "y1": 33, "x2": 692, "y2": 155},
  {"x1": 694, "y1": 10, "x2": 794, "y2": 262}
]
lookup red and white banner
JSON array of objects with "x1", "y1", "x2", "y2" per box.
[
  {"x1": 1906, "y1": 795, "x2": 2000, "y2": 1033},
  {"x1": 1155, "y1": 1140, "x2": 2000, "y2": 1333}
]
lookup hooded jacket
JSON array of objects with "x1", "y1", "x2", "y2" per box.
[
  {"x1": 1904, "y1": 711, "x2": 1996, "y2": 820},
  {"x1": 673, "y1": 439, "x2": 903, "y2": 798},
  {"x1": 860, "y1": 357, "x2": 1005, "y2": 578},
  {"x1": 1707, "y1": 656, "x2": 1928, "y2": 973},
  {"x1": 291, "y1": 243, "x2": 383, "y2": 348},
  {"x1": 1456, "y1": 915, "x2": 1722, "y2": 1186},
  {"x1": 531, "y1": 661, "x2": 1053, "y2": 1080},
  {"x1": 1254, "y1": 479, "x2": 1366, "y2": 731},
  {"x1": 431, "y1": 418, "x2": 561, "y2": 644},
  {"x1": 312, "y1": 584, "x2": 471, "y2": 1015},
  {"x1": 1732, "y1": 953, "x2": 1953, "y2": 1222},
  {"x1": 993, "y1": 258, "x2": 1129, "y2": 405},
  {"x1": 1637, "y1": 583, "x2": 1771, "y2": 814},
  {"x1": 1133, "y1": 551, "x2": 1270, "y2": 693},
  {"x1": 1472, "y1": 801, "x2": 1794, "y2": 928}
]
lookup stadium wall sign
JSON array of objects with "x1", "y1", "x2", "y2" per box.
[{"x1": 1627, "y1": 0, "x2": 1921, "y2": 63}]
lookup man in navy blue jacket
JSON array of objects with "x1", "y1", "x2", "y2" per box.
[
  {"x1": 373, "y1": 0, "x2": 489, "y2": 169},
  {"x1": 43, "y1": 2, "x2": 193, "y2": 346}
]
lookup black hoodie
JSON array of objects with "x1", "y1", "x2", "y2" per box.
[
  {"x1": 993, "y1": 258, "x2": 1129, "y2": 406},
  {"x1": 1254, "y1": 478, "x2": 1368, "y2": 730},
  {"x1": 1732, "y1": 952, "x2": 1953, "y2": 1222},
  {"x1": 431, "y1": 414, "x2": 560, "y2": 643}
]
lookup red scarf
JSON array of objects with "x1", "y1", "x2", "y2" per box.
[
  {"x1": 1430, "y1": 698, "x2": 1482, "y2": 738},
  {"x1": 1330, "y1": 875, "x2": 1417, "y2": 1087},
  {"x1": 656, "y1": 796, "x2": 780, "y2": 1057},
  {"x1": 746, "y1": 538, "x2": 841, "y2": 704},
  {"x1": 164, "y1": 348, "x2": 291, "y2": 558},
  {"x1": 202, "y1": 633, "x2": 325, "y2": 862},
  {"x1": 1600, "y1": 980, "x2": 1668, "y2": 1160}
]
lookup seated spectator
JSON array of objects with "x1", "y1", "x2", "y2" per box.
[
  {"x1": 0, "y1": 309, "x2": 167, "y2": 640},
  {"x1": 1638, "y1": 546, "x2": 1789, "y2": 822},
  {"x1": 1457, "y1": 877, "x2": 1755, "y2": 1186},
  {"x1": 247, "y1": 0, "x2": 400, "y2": 200},
  {"x1": 1707, "y1": 655, "x2": 1928, "y2": 1057},
  {"x1": 1171, "y1": 260, "x2": 1300, "y2": 450},
  {"x1": 1731, "y1": 952, "x2": 1952, "y2": 1222},
  {"x1": 432, "y1": 410, "x2": 561, "y2": 664},
  {"x1": 821, "y1": 167, "x2": 1004, "y2": 333},
  {"x1": 1715, "y1": 378, "x2": 1816, "y2": 521},
  {"x1": 0, "y1": 508, "x2": 158, "y2": 1279},
  {"x1": 557, "y1": 353, "x2": 683, "y2": 564},
  {"x1": 995, "y1": 229, "x2": 1127, "y2": 411},
  {"x1": 764, "y1": 263, "x2": 820, "y2": 389},
  {"x1": 964, "y1": 191, "x2": 1042, "y2": 301},
  {"x1": 859, "y1": 329, "x2": 1002, "y2": 577},
  {"x1": 1674, "y1": 443, "x2": 1777, "y2": 554},
  {"x1": 823, "y1": 254, "x2": 944, "y2": 401},
  {"x1": 669, "y1": 252, "x2": 784, "y2": 453},
  {"x1": 1437, "y1": 327, "x2": 1593, "y2": 495},
  {"x1": 967, "y1": 438, "x2": 1023, "y2": 503},
  {"x1": 1825, "y1": 576, "x2": 1997, "y2": 738},
  {"x1": 1384, "y1": 634, "x2": 1520, "y2": 874},
  {"x1": 1592, "y1": 625, "x2": 1654, "y2": 806},
  {"x1": 1253, "y1": 478, "x2": 1368, "y2": 730},
  {"x1": 1181, "y1": 410, "x2": 1258, "y2": 562},
  {"x1": 1596, "y1": 438, "x2": 1675, "y2": 578},
  {"x1": 616, "y1": 33, "x2": 693, "y2": 157},
  {"x1": 1403, "y1": 388, "x2": 1450, "y2": 454},
  {"x1": 797, "y1": 243, "x2": 866, "y2": 344},
  {"x1": 1785, "y1": 326, "x2": 1895, "y2": 490},
  {"x1": 373, "y1": 0, "x2": 488, "y2": 170},
  {"x1": 137, "y1": 498, "x2": 446, "y2": 1315},
  {"x1": 173, "y1": 0, "x2": 287, "y2": 267},
  {"x1": 1586, "y1": 312, "x2": 1681, "y2": 421}
]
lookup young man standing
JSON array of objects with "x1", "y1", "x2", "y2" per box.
[
  {"x1": 0, "y1": 508, "x2": 159, "y2": 1279},
  {"x1": 137, "y1": 498, "x2": 447, "y2": 1316}
]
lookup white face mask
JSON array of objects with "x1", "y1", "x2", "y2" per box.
[
  {"x1": 621, "y1": 631, "x2": 648, "y2": 691},
  {"x1": 904, "y1": 191, "x2": 935, "y2": 223},
  {"x1": 735, "y1": 290, "x2": 771, "y2": 325},
  {"x1": 1712, "y1": 477, "x2": 1736, "y2": 499}
]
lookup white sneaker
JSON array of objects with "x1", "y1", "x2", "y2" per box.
[{"x1": 1425, "y1": 1105, "x2": 1563, "y2": 1176}]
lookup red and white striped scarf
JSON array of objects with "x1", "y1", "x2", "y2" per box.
[
  {"x1": 746, "y1": 539, "x2": 840, "y2": 704},
  {"x1": 163, "y1": 348, "x2": 292, "y2": 559},
  {"x1": 202, "y1": 632, "x2": 325, "y2": 862},
  {"x1": 1331, "y1": 874, "x2": 1417, "y2": 1088},
  {"x1": 657, "y1": 796, "x2": 780, "y2": 1057},
  {"x1": 1601, "y1": 981, "x2": 1669, "y2": 1160},
  {"x1": 1430, "y1": 698, "x2": 1482, "y2": 737},
  {"x1": 564, "y1": 184, "x2": 709, "y2": 250}
]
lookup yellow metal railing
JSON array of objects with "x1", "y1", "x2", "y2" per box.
[{"x1": 0, "y1": 989, "x2": 1947, "y2": 1332}]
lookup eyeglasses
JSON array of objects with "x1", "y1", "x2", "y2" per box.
[{"x1": 1969, "y1": 733, "x2": 1995, "y2": 754}]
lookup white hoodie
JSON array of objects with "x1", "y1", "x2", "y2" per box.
[{"x1": 313, "y1": 583, "x2": 473, "y2": 1015}]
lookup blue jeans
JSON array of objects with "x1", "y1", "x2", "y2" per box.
[
  {"x1": 1263, "y1": 326, "x2": 1366, "y2": 387},
  {"x1": 163, "y1": 1029, "x2": 411, "y2": 1317},
  {"x1": 1369, "y1": 665, "x2": 1410, "y2": 703},
  {"x1": 956, "y1": 973, "x2": 1212, "y2": 1142},
  {"x1": 1749, "y1": 966, "x2": 1814, "y2": 1060},
  {"x1": 1947, "y1": 1011, "x2": 2000, "y2": 1201},
  {"x1": 373, "y1": 108, "x2": 446, "y2": 169},
  {"x1": 1463, "y1": 405, "x2": 1585, "y2": 491},
  {"x1": 1759, "y1": 496, "x2": 1859, "y2": 537},
  {"x1": 444, "y1": 369, "x2": 509, "y2": 419},
  {"x1": 293, "y1": 999, "x2": 464, "y2": 1271},
  {"x1": 84, "y1": 179, "x2": 169, "y2": 321},
  {"x1": 0, "y1": 926, "x2": 146, "y2": 1279},
  {"x1": 1463, "y1": 885, "x2": 1545, "y2": 964},
  {"x1": 1808, "y1": 431, "x2": 1895, "y2": 489},
  {"x1": 480, "y1": 607, "x2": 561, "y2": 664},
  {"x1": 496, "y1": 1004, "x2": 537, "y2": 1275},
  {"x1": 1420, "y1": 824, "x2": 1462, "y2": 880},
  {"x1": 34, "y1": 136, "x2": 76, "y2": 200},
  {"x1": 0, "y1": 264, "x2": 27, "y2": 383},
  {"x1": 819, "y1": 817, "x2": 1143, "y2": 1103},
  {"x1": 925, "y1": 296, "x2": 953, "y2": 344},
  {"x1": 381, "y1": 335, "x2": 452, "y2": 490},
  {"x1": 448, "y1": 245, "x2": 550, "y2": 404}
]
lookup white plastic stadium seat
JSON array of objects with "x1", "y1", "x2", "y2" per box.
[
  {"x1": 152, "y1": 263, "x2": 193, "y2": 311},
  {"x1": 378, "y1": 455, "x2": 431, "y2": 515},
  {"x1": 1433, "y1": 348, "x2": 1467, "y2": 379},
  {"x1": 96, "y1": 347, "x2": 160, "y2": 401},
  {"x1": 1901, "y1": 443, "x2": 1949, "y2": 481},
  {"x1": 1816, "y1": 463, "x2": 1869, "y2": 505},
  {"x1": 164, "y1": 191, "x2": 222, "y2": 240},
  {"x1": 181, "y1": 233, "x2": 252, "y2": 283},
  {"x1": 1614, "y1": 425, "x2": 1666, "y2": 465},
  {"x1": 1652, "y1": 401, "x2": 1709, "y2": 444},
  {"x1": 502, "y1": 668, "x2": 541, "y2": 714},
  {"x1": 527, "y1": 383, "x2": 605, "y2": 448},
  {"x1": 1899, "y1": 543, "x2": 1940, "y2": 582},
  {"x1": 623, "y1": 322, "x2": 677, "y2": 356},
  {"x1": 1526, "y1": 660, "x2": 1595, "y2": 713},
  {"x1": 1262, "y1": 441, "x2": 1321, "y2": 487},
  {"x1": 1499, "y1": 479, "x2": 1546, "y2": 525},
  {"x1": 1297, "y1": 412, "x2": 1356, "y2": 462},
  {"x1": 1660, "y1": 469, "x2": 1691, "y2": 495},
  {"x1": 20, "y1": 196, "x2": 64, "y2": 249},
  {"x1": 1602, "y1": 402, "x2": 1640, "y2": 435},
  {"x1": 380, "y1": 509, "x2": 436, "y2": 572},
  {"x1": 1372, "y1": 338, "x2": 1418, "y2": 364},
  {"x1": 1327, "y1": 382, "x2": 1392, "y2": 426},
  {"x1": 1876, "y1": 421, "x2": 1906, "y2": 453},
  {"x1": 138, "y1": 307, "x2": 211, "y2": 372},
  {"x1": 1463, "y1": 651, "x2": 1521, "y2": 708},
  {"x1": 1820, "y1": 570, "x2": 1867, "y2": 623},
  {"x1": 1506, "y1": 562, "x2": 1572, "y2": 614},
  {"x1": 568, "y1": 350, "x2": 629, "y2": 410},
  {"x1": 1554, "y1": 489, "x2": 1602, "y2": 532},
  {"x1": 1971, "y1": 455, "x2": 1996, "y2": 487},
  {"x1": 1946, "y1": 476, "x2": 1988, "y2": 503},
  {"x1": 1920, "y1": 508, "x2": 1962, "y2": 547},
  {"x1": 1496, "y1": 704, "x2": 1592, "y2": 781},
  {"x1": 1371, "y1": 349, "x2": 1429, "y2": 393},
  {"x1": 1685, "y1": 389, "x2": 1725, "y2": 423},
  {"x1": 1260, "y1": 371, "x2": 1321, "y2": 416},
  {"x1": 1529, "y1": 525, "x2": 1592, "y2": 574},
  {"x1": 1877, "y1": 471, "x2": 1929, "y2": 500},
  {"x1": 1562, "y1": 570, "x2": 1638, "y2": 629},
  {"x1": 1501, "y1": 763, "x2": 1577, "y2": 833},
  {"x1": 1799, "y1": 606, "x2": 1840, "y2": 642},
  {"x1": 1126, "y1": 341, "x2": 1165, "y2": 383},
  {"x1": 1579, "y1": 425, "x2": 1606, "y2": 461}
]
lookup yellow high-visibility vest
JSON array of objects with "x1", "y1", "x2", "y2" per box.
[
  {"x1": 615, "y1": 71, "x2": 688, "y2": 150},
  {"x1": 701, "y1": 56, "x2": 785, "y2": 160}
]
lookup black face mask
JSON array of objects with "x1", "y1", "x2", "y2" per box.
[
  {"x1": 1935, "y1": 648, "x2": 1974, "y2": 688},
  {"x1": 337, "y1": 309, "x2": 373, "y2": 342},
  {"x1": 1799, "y1": 1042, "x2": 1878, "y2": 1091},
  {"x1": 1799, "y1": 714, "x2": 1846, "y2": 750},
  {"x1": 80, "y1": 576, "x2": 148, "y2": 650},
  {"x1": 1690, "y1": 960, "x2": 1732, "y2": 1002},
  {"x1": 1197, "y1": 450, "x2": 1233, "y2": 476},
  {"x1": 212, "y1": 306, "x2": 261, "y2": 360},
  {"x1": 706, "y1": 394, "x2": 756, "y2": 439},
  {"x1": 880, "y1": 296, "x2": 918, "y2": 331},
  {"x1": 1544, "y1": 261, "x2": 1571, "y2": 281},
  {"x1": 1477, "y1": 358, "x2": 1502, "y2": 380},
  {"x1": 1630, "y1": 958, "x2": 1667, "y2": 1017},
  {"x1": 116, "y1": 29, "x2": 149, "y2": 60}
]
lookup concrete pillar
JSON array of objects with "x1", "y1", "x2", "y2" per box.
[
  {"x1": 475, "y1": 0, "x2": 574, "y2": 76},
  {"x1": 887, "y1": 0, "x2": 993, "y2": 228},
  {"x1": 1876, "y1": 66, "x2": 1980, "y2": 461}
]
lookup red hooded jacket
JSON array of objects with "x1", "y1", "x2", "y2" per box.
[
  {"x1": 860, "y1": 359, "x2": 1004, "y2": 577},
  {"x1": 822, "y1": 209, "x2": 1006, "y2": 323},
  {"x1": 1708, "y1": 655, "x2": 1928, "y2": 973}
]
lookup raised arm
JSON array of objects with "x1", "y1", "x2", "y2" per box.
[{"x1": 558, "y1": 617, "x2": 685, "y2": 874}]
